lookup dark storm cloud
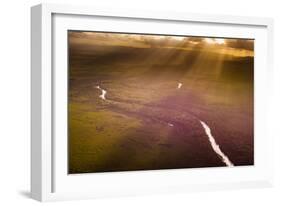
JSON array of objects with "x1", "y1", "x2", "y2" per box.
[{"x1": 225, "y1": 39, "x2": 254, "y2": 51}]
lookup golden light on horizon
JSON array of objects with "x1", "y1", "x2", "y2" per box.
[
  {"x1": 152, "y1": 35, "x2": 186, "y2": 41},
  {"x1": 214, "y1": 39, "x2": 225, "y2": 44},
  {"x1": 170, "y1": 36, "x2": 186, "y2": 41},
  {"x1": 70, "y1": 31, "x2": 253, "y2": 57},
  {"x1": 205, "y1": 38, "x2": 225, "y2": 45}
]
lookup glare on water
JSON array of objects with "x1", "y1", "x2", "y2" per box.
[
  {"x1": 199, "y1": 120, "x2": 234, "y2": 167},
  {"x1": 177, "y1": 83, "x2": 183, "y2": 89},
  {"x1": 96, "y1": 85, "x2": 107, "y2": 100}
]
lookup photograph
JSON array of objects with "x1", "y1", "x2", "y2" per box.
[{"x1": 68, "y1": 31, "x2": 254, "y2": 174}]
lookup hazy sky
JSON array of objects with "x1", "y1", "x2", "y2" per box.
[{"x1": 69, "y1": 31, "x2": 254, "y2": 57}]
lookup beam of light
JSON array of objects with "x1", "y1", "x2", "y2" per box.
[
  {"x1": 199, "y1": 120, "x2": 234, "y2": 167},
  {"x1": 182, "y1": 37, "x2": 226, "y2": 90},
  {"x1": 210, "y1": 44, "x2": 227, "y2": 80},
  {"x1": 138, "y1": 34, "x2": 194, "y2": 80},
  {"x1": 181, "y1": 43, "x2": 211, "y2": 88},
  {"x1": 96, "y1": 85, "x2": 107, "y2": 100}
]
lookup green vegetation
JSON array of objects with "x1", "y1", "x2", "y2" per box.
[{"x1": 69, "y1": 103, "x2": 142, "y2": 173}]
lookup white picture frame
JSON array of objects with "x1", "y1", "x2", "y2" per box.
[{"x1": 31, "y1": 3, "x2": 274, "y2": 202}]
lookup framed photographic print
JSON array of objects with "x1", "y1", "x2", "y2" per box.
[{"x1": 31, "y1": 3, "x2": 274, "y2": 201}]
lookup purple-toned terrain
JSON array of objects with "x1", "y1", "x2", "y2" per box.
[{"x1": 68, "y1": 31, "x2": 254, "y2": 174}]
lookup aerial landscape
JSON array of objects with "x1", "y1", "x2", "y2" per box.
[{"x1": 68, "y1": 31, "x2": 254, "y2": 174}]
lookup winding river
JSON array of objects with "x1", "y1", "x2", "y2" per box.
[
  {"x1": 177, "y1": 82, "x2": 183, "y2": 89},
  {"x1": 199, "y1": 120, "x2": 234, "y2": 167},
  {"x1": 96, "y1": 85, "x2": 107, "y2": 100},
  {"x1": 94, "y1": 82, "x2": 234, "y2": 167},
  {"x1": 175, "y1": 82, "x2": 233, "y2": 166}
]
